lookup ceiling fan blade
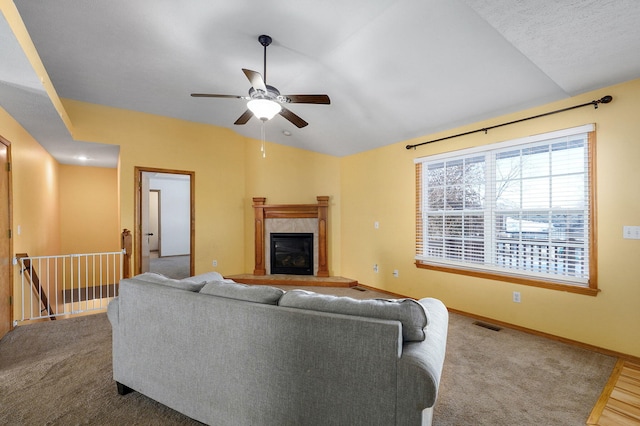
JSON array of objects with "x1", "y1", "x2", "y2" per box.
[
  {"x1": 191, "y1": 93, "x2": 247, "y2": 99},
  {"x1": 283, "y1": 94, "x2": 331, "y2": 105},
  {"x1": 234, "y1": 109, "x2": 253, "y2": 125},
  {"x1": 242, "y1": 68, "x2": 267, "y2": 93},
  {"x1": 279, "y1": 107, "x2": 308, "y2": 128}
]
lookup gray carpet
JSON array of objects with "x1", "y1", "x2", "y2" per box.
[{"x1": 0, "y1": 285, "x2": 616, "y2": 425}]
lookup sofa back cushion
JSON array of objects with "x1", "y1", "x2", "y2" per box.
[
  {"x1": 180, "y1": 271, "x2": 226, "y2": 283},
  {"x1": 279, "y1": 290, "x2": 429, "y2": 342},
  {"x1": 200, "y1": 281, "x2": 284, "y2": 305},
  {"x1": 133, "y1": 272, "x2": 207, "y2": 292}
]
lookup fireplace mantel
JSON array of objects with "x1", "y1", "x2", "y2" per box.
[{"x1": 253, "y1": 196, "x2": 329, "y2": 277}]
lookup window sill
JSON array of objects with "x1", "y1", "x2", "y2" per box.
[{"x1": 415, "y1": 261, "x2": 599, "y2": 296}]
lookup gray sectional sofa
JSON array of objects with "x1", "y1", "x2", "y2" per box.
[{"x1": 107, "y1": 272, "x2": 448, "y2": 426}]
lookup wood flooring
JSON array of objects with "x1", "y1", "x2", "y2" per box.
[{"x1": 588, "y1": 360, "x2": 640, "y2": 425}]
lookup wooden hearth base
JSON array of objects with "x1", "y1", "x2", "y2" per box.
[{"x1": 225, "y1": 274, "x2": 357, "y2": 288}]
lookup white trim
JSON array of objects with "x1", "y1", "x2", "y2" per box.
[{"x1": 414, "y1": 257, "x2": 589, "y2": 286}]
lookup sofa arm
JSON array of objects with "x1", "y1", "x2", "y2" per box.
[
  {"x1": 107, "y1": 297, "x2": 119, "y2": 326},
  {"x1": 396, "y1": 298, "x2": 448, "y2": 425}
]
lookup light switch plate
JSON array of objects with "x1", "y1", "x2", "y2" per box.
[{"x1": 623, "y1": 226, "x2": 640, "y2": 239}]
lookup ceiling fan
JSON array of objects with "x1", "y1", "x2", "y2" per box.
[{"x1": 191, "y1": 34, "x2": 330, "y2": 128}]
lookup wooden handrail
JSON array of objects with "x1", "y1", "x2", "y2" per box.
[
  {"x1": 15, "y1": 253, "x2": 56, "y2": 320},
  {"x1": 121, "y1": 229, "x2": 132, "y2": 278}
]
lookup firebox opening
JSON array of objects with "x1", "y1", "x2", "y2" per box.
[{"x1": 270, "y1": 233, "x2": 314, "y2": 275}]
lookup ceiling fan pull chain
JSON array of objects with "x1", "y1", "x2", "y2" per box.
[{"x1": 261, "y1": 120, "x2": 267, "y2": 158}]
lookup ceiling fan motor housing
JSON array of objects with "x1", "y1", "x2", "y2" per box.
[{"x1": 248, "y1": 85, "x2": 283, "y2": 101}]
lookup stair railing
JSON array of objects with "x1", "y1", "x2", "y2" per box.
[{"x1": 15, "y1": 250, "x2": 124, "y2": 324}]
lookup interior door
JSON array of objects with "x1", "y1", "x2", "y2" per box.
[
  {"x1": 149, "y1": 190, "x2": 160, "y2": 253},
  {"x1": 0, "y1": 140, "x2": 12, "y2": 339},
  {"x1": 140, "y1": 172, "x2": 150, "y2": 273}
]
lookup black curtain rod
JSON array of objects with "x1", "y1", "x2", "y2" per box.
[{"x1": 406, "y1": 95, "x2": 613, "y2": 150}]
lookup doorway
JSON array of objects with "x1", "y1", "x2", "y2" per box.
[
  {"x1": 0, "y1": 137, "x2": 12, "y2": 339},
  {"x1": 149, "y1": 189, "x2": 160, "y2": 254},
  {"x1": 134, "y1": 167, "x2": 195, "y2": 278}
]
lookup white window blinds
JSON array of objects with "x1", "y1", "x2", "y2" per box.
[{"x1": 415, "y1": 124, "x2": 595, "y2": 287}]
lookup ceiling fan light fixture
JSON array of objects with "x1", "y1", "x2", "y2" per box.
[{"x1": 247, "y1": 99, "x2": 281, "y2": 121}]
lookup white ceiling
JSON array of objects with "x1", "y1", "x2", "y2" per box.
[{"x1": 1, "y1": 0, "x2": 640, "y2": 167}]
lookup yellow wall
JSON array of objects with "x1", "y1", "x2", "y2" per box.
[
  {"x1": 340, "y1": 78, "x2": 640, "y2": 358},
  {"x1": 58, "y1": 165, "x2": 119, "y2": 254},
  {"x1": 1, "y1": 106, "x2": 61, "y2": 321},
  {"x1": 63, "y1": 100, "x2": 248, "y2": 275},
  {"x1": 0, "y1": 107, "x2": 60, "y2": 258},
  {"x1": 243, "y1": 139, "x2": 342, "y2": 275},
  {"x1": 62, "y1": 100, "x2": 343, "y2": 278}
]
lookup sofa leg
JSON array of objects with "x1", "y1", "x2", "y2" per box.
[{"x1": 116, "y1": 381, "x2": 134, "y2": 395}]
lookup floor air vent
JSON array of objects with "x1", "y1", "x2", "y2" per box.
[
  {"x1": 352, "y1": 287, "x2": 367, "y2": 292},
  {"x1": 473, "y1": 321, "x2": 502, "y2": 332}
]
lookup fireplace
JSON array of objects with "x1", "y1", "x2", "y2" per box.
[
  {"x1": 253, "y1": 196, "x2": 329, "y2": 277},
  {"x1": 270, "y1": 233, "x2": 314, "y2": 275}
]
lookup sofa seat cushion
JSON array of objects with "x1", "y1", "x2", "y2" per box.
[
  {"x1": 200, "y1": 281, "x2": 285, "y2": 305},
  {"x1": 279, "y1": 290, "x2": 429, "y2": 342},
  {"x1": 133, "y1": 272, "x2": 207, "y2": 292}
]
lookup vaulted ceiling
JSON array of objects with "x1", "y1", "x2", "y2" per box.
[{"x1": 1, "y1": 1, "x2": 640, "y2": 167}]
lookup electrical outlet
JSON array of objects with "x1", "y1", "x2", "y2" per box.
[
  {"x1": 374, "y1": 221, "x2": 379, "y2": 229},
  {"x1": 513, "y1": 291, "x2": 521, "y2": 303},
  {"x1": 212, "y1": 260, "x2": 218, "y2": 267},
  {"x1": 393, "y1": 269, "x2": 399, "y2": 278},
  {"x1": 373, "y1": 264, "x2": 379, "y2": 273}
]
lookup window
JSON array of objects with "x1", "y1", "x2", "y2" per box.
[{"x1": 415, "y1": 124, "x2": 597, "y2": 294}]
